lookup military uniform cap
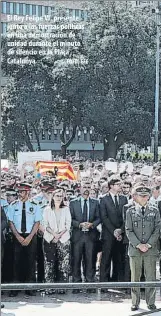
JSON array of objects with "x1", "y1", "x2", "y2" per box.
[
  {"x1": 16, "y1": 183, "x2": 32, "y2": 191},
  {"x1": 135, "y1": 185, "x2": 151, "y2": 196},
  {"x1": 6, "y1": 187, "x2": 17, "y2": 195}
]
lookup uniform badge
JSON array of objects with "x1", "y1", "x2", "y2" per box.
[
  {"x1": 29, "y1": 207, "x2": 34, "y2": 213},
  {"x1": 15, "y1": 209, "x2": 19, "y2": 212}
]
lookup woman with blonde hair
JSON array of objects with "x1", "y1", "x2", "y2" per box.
[{"x1": 42, "y1": 188, "x2": 71, "y2": 293}]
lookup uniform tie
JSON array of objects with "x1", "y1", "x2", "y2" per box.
[
  {"x1": 83, "y1": 199, "x2": 88, "y2": 222},
  {"x1": 21, "y1": 202, "x2": 26, "y2": 233},
  {"x1": 141, "y1": 206, "x2": 145, "y2": 216}
]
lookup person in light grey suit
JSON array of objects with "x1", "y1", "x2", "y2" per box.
[{"x1": 70, "y1": 181, "x2": 100, "y2": 292}]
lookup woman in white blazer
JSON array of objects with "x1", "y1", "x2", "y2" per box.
[{"x1": 42, "y1": 189, "x2": 71, "y2": 293}]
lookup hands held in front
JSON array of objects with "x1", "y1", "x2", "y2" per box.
[
  {"x1": 79, "y1": 222, "x2": 93, "y2": 230},
  {"x1": 114, "y1": 229, "x2": 122, "y2": 241},
  {"x1": 136, "y1": 244, "x2": 151, "y2": 253}
]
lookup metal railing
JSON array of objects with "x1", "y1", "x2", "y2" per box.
[{"x1": 1, "y1": 281, "x2": 161, "y2": 291}]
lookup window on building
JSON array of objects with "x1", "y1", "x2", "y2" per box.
[
  {"x1": 32, "y1": 5, "x2": 36, "y2": 15},
  {"x1": 13, "y1": 3, "x2": 17, "y2": 14},
  {"x1": 42, "y1": 130, "x2": 45, "y2": 140},
  {"x1": 75, "y1": 9, "x2": 80, "y2": 18},
  {"x1": 44, "y1": 6, "x2": 49, "y2": 15},
  {"x1": 84, "y1": 133, "x2": 87, "y2": 141},
  {"x1": 54, "y1": 131, "x2": 58, "y2": 140},
  {"x1": 6, "y1": 2, "x2": 10, "y2": 14},
  {"x1": 13, "y1": 3, "x2": 20, "y2": 15},
  {"x1": 38, "y1": 5, "x2": 42, "y2": 17},
  {"x1": 26, "y1": 4, "x2": 30, "y2": 15},
  {"x1": 66, "y1": 132, "x2": 70, "y2": 141},
  {"x1": 72, "y1": 9, "x2": 75, "y2": 19},
  {"x1": 1, "y1": 22, "x2": 7, "y2": 34},
  {"x1": 2, "y1": 2, "x2": 7, "y2": 14},
  {"x1": 69, "y1": 9, "x2": 73, "y2": 17},
  {"x1": 19, "y1": 3, "x2": 23, "y2": 15},
  {"x1": 47, "y1": 130, "x2": 52, "y2": 140},
  {"x1": 23, "y1": 3, "x2": 26, "y2": 15},
  {"x1": 29, "y1": 131, "x2": 33, "y2": 140},
  {"x1": 81, "y1": 10, "x2": 85, "y2": 20},
  {"x1": 10, "y1": 2, "x2": 13, "y2": 14}
]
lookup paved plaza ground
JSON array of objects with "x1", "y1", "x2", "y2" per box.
[{"x1": 1, "y1": 289, "x2": 161, "y2": 316}]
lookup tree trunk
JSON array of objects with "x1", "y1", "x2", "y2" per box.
[
  {"x1": 61, "y1": 144, "x2": 67, "y2": 159},
  {"x1": 60, "y1": 124, "x2": 77, "y2": 159},
  {"x1": 23, "y1": 122, "x2": 34, "y2": 152},
  {"x1": 103, "y1": 132, "x2": 124, "y2": 160},
  {"x1": 103, "y1": 136, "x2": 117, "y2": 160},
  {"x1": 32, "y1": 123, "x2": 41, "y2": 151}
]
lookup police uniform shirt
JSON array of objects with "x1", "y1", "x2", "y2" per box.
[
  {"x1": 8, "y1": 200, "x2": 42, "y2": 234},
  {"x1": 1, "y1": 199, "x2": 9, "y2": 216}
]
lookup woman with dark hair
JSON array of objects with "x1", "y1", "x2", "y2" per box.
[{"x1": 42, "y1": 189, "x2": 71, "y2": 293}]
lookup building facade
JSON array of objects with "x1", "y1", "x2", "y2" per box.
[{"x1": 1, "y1": 0, "x2": 88, "y2": 33}]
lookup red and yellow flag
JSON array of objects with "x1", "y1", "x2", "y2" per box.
[{"x1": 35, "y1": 161, "x2": 76, "y2": 181}]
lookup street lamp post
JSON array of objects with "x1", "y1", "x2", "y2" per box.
[
  {"x1": 91, "y1": 140, "x2": 95, "y2": 161},
  {"x1": 153, "y1": 3, "x2": 160, "y2": 162}
]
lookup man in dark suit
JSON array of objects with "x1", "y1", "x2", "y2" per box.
[
  {"x1": 70, "y1": 181, "x2": 100, "y2": 293},
  {"x1": 100, "y1": 177, "x2": 128, "y2": 284}
]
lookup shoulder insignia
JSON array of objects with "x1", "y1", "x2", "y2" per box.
[
  {"x1": 128, "y1": 205, "x2": 135, "y2": 212},
  {"x1": 30, "y1": 201, "x2": 38, "y2": 205},
  {"x1": 41, "y1": 204, "x2": 48, "y2": 209},
  {"x1": 149, "y1": 205, "x2": 158, "y2": 212},
  {"x1": 11, "y1": 200, "x2": 18, "y2": 205}
]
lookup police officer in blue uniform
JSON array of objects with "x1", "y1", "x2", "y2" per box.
[
  {"x1": 2, "y1": 187, "x2": 17, "y2": 284},
  {"x1": 8, "y1": 183, "x2": 42, "y2": 297}
]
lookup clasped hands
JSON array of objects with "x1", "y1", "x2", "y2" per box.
[
  {"x1": 52, "y1": 231, "x2": 64, "y2": 243},
  {"x1": 79, "y1": 222, "x2": 93, "y2": 230},
  {"x1": 136, "y1": 244, "x2": 151, "y2": 253},
  {"x1": 17, "y1": 235, "x2": 32, "y2": 246},
  {"x1": 114, "y1": 229, "x2": 122, "y2": 241}
]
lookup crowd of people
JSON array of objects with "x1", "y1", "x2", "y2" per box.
[{"x1": 1, "y1": 158, "x2": 161, "y2": 312}]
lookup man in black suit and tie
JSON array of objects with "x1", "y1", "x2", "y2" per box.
[
  {"x1": 100, "y1": 177, "x2": 128, "y2": 284},
  {"x1": 70, "y1": 181, "x2": 100, "y2": 292}
]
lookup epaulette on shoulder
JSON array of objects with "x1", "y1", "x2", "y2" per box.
[
  {"x1": 128, "y1": 205, "x2": 135, "y2": 211},
  {"x1": 150, "y1": 204, "x2": 158, "y2": 212},
  {"x1": 30, "y1": 201, "x2": 38, "y2": 205},
  {"x1": 11, "y1": 200, "x2": 18, "y2": 205},
  {"x1": 41, "y1": 204, "x2": 48, "y2": 209}
]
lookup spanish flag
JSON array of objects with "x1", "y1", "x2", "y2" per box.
[{"x1": 35, "y1": 161, "x2": 76, "y2": 181}]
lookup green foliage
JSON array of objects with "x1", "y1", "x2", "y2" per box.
[{"x1": 1, "y1": 1, "x2": 159, "y2": 159}]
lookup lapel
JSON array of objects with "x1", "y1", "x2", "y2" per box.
[
  {"x1": 108, "y1": 193, "x2": 116, "y2": 210},
  {"x1": 135, "y1": 204, "x2": 142, "y2": 218},
  {"x1": 77, "y1": 198, "x2": 83, "y2": 220},
  {"x1": 89, "y1": 198, "x2": 94, "y2": 222},
  {"x1": 144, "y1": 204, "x2": 151, "y2": 217}
]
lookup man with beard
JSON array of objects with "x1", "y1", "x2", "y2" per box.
[{"x1": 70, "y1": 181, "x2": 100, "y2": 293}]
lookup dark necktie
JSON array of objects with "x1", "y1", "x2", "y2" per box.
[
  {"x1": 21, "y1": 202, "x2": 26, "y2": 233},
  {"x1": 83, "y1": 199, "x2": 88, "y2": 222},
  {"x1": 141, "y1": 206, "x2": 145, "y2": 216},
  {"x1": 114, "y1": 195, "x2": 120, "y2": 212}
]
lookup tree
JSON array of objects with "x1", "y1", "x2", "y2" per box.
[{"x1": 83, "y1": 1, "x2": 156, "y2": 159}]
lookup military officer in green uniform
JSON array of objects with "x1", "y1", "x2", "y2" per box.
[{"x1": 125, "y1": 184, "x2": 160, "y2": 312}]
